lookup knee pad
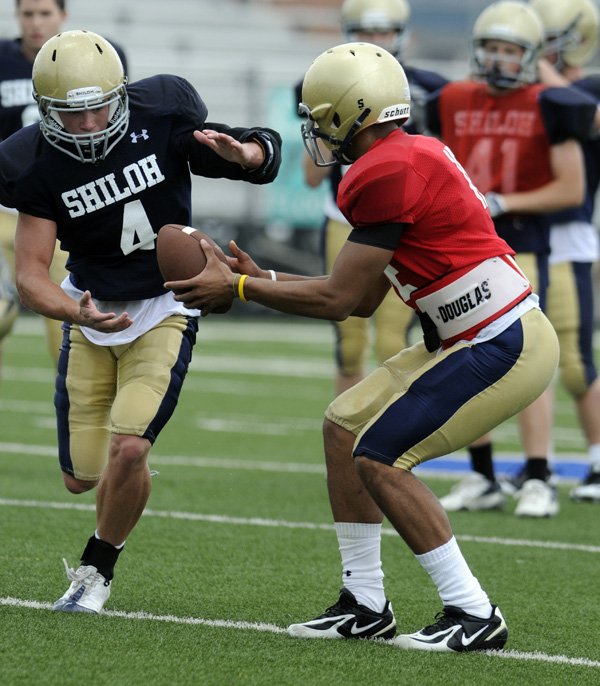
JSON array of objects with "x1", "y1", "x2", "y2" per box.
[
  {"x1": 559, "y1": 363, "x2": 589, "y2": 399},
  {"x1": 334, "y1": 318, "x2": 368, "y2": 375}
]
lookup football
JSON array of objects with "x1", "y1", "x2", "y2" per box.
[{"x1": 156, "y1": 224, "x2": 212, "y2": 282}]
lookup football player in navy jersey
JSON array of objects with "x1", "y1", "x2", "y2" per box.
[
  {"x1": 293, "y1": 0, "x2": 449, "y2": 397},
  {"x1": 0, "y1": 0, "x2": 128, "y2": 366},
  {"x1": 166, "y1": 42, "x2": 561, "y2": 652},
  {"x1": 0, "y1": 29, "x2": 281, "y2": 614},
  {"x1": 426, "y1": 1, "x2": 597, "y2": 517},
  {"x1": 514, "y1": 0, "x2": 600, "y2": 503}
]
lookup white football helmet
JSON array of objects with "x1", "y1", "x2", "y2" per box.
[
  {"x1": 341, "y1": 0, "x2": 411, "y2": 58},
  {"x1": 299, "y1": 42, "x2": 411, "y2": 166},
  {"x1": 471, "y1": 0, "x2": 544, "y2": 89},
  {"x1": 32, "y1": 30, "x2": 129, "y2": 163},
  {"x1": 530, "y1": 0, "x2": 599, "y2": 68}
]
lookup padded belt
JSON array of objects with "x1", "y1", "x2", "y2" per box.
[{"x1": 413, "y1": 255, "x2": 531, "y2": 344}]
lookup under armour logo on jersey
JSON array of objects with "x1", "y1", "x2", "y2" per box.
[{"x1": 130, "y1": 130, "x2": 149, "y2": 143}]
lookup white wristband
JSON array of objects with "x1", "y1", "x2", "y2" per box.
[{"x1": 268, "y1": 269, "x2": 277, "y2": 281}]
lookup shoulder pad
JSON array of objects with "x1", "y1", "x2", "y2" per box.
[
  {"x1": 130, "y1": 74, "x2": 208, "y2": 124},
  {"x1": 572, "y1": 75, "x2": 600, "y2": 101},
  {"x1": 404, "y1": 65, "x2": 449, "y2": 94},
  {"x1": 539, "y1": 86, "x2": 597, "y2": 143}
]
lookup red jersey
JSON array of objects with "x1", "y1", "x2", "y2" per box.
[
  {"x1": 337, "y1": 128, "x2": 514, "y2": 299},
  {"x1": 437, "y1": 81, "x2": 552, "y2": 196}
]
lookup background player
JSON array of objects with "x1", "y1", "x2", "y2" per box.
[
  {"x1": 498, "y1": 0, "x2": 600, "y2": 503},
  {"x1": 426, "y1": 0, "x2": 597, "y2": 516}
]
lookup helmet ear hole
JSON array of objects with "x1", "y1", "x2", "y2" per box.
[{"x1": 332, "y1": 113, "x2": 341, "y2": 128}]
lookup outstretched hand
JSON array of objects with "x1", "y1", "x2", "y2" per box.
[
  {"x1": 193, "y1": 130, "x2": 264, "y2": 169},
  {"x1": 165, "y1": 240, "x2": 236, "y2": 315},
  {"x1": 77, "y1": 291, "x2": 133, "y2": 332}
]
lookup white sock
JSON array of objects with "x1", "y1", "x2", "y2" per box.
[
  {"x1": 95, "y1": 530, "x2": 125, "y2": 549},
  {"x1": 588, "y1": 444, "x2": 600, "y2": 472},
  {"x1": 335, "y1": 522, "x2": 386, "y2": 613},
  {"x1": 416, "y1": 537, "x2": 492, "y2": 619}
]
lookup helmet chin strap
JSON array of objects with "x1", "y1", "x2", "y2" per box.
[
  {"x1": 486, "y1": 63, "x2": 520, "y2": 90},
  {"x1": 332, "y1": 107, "x2": 372, "y2": 163}
]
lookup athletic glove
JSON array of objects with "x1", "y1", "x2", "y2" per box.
[{"x1": 485, "y1": 192, "x2": 508, "y2": 218}]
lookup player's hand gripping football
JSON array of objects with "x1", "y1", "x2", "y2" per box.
[
  {"x1": 76, "y1": 290, "x2": 133, "y2": 332},
  {"x1": 193, "y1": 130, "x2": 265, "y2": 170},
  {"x1": 166, "y1": 240, "x2": 236, "y2": 315},
  {"x1": 166, "y1": 239, "x2": 271, "y2": 315}
]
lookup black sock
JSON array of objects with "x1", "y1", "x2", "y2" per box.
[
  {"x1": 80, "y1": 535, "x2": 123, "y2": 581},
  {"x1": 524, "y1": 458, "x2": 550, "y2": 481},
  {"x1": 469, "y1": 443, "x2": 495, "y2": 482}
]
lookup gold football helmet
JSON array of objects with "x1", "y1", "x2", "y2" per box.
[
  {"x1": 341, "y1": 0, "x2": 411, "y2": 58},
  {"x1": 299, "y1": 42, "x2": 411, "y2": 166},
  {"x1": 530, "y1": 0, "x2": 599, "y2": 68},
  {"x1": 32, "y1": 29, "x2": 129, "y2": 163},
  {"x1": 471, "y1": 0, "x2": 544, "y2": 89}
]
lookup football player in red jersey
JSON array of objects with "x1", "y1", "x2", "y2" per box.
[
  {"x1": 0, "y1": 29, "x2": 281, "y2": 614},
  {"x1": 166, "y1": 42, "x2": 560, "y2": 652},
  {"x1": 0, "y1": 1, "x2": 128, "y2": 366},
  {"x1": 425, "y1": 0, "x2": 597, "y2": 517}
]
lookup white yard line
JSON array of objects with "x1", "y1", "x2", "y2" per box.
[
  {"x1": 0, "y1": 596, "x2": 599, "y2": 669},
  {"x1": 0, "y1": 497, "x2": 599, "y2": 554}
]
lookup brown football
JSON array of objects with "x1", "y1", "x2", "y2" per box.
[{"x1": 156, "y1": 224, "x2": 211, "y2": 282}]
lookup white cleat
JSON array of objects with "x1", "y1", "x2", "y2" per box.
[
  {"x1": 53, "y1": 558, "x2": 111, "y2": 614},
  {"x1": 439, "y1": 473, "x2": 505, "y2": 512},
  {"x1": 570, "y1": 471, "x2": 600, "y2": 503},
  {"x1": 514, "y1": 479, "x2": 559, "y2": 517}
]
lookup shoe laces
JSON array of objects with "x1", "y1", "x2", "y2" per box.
[
  {"x1": 323, "y1": 597, "x2": 351, "y2": 616},
  {"x1": 62, "y1": 558, "x2": 107, "y2": 587},
  {"x1": 321, "y1": 589, "x2": 365, "y2": 617},
  {"x1": 424, "y1": 607, "x2": 464, "y2": 632}
]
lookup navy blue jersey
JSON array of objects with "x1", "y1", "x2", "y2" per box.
[
  {"x1": 0, "y1": 38, "x2": 129, "y2": 143},
  {"x1": 402, "y1": 65, "x2": 449, "y2": 135},
  {"x1": 545, "y1": 77, "x2": 600, "y2": 225},
  {"x1": 0, "y1": 74, "x2": 281, "y2": 301}
]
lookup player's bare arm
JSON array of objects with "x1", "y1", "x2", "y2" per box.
[
  {"x1": 351, "y1": 273, "x2": 392, "y2": 317},
  {"x1": 501, "y1": 139, "x2": 585, "y2": 214},
  {"x1": 193, "y1": 129, "x2": 265, "y2": 170},
  {"x1": 15, "y1": 213, "x2": 133, "y2": 332},
  {"x1": 168, "y1": 238, "x2": 393, "y2": 319}
]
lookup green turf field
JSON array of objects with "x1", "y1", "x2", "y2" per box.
[{"x1": 1, "y1": 314, "x2": 599, "y2": 685}]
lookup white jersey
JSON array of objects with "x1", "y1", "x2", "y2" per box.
[{"x1": 549, "y1": 220, "x2": 599, "y2": 264}]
